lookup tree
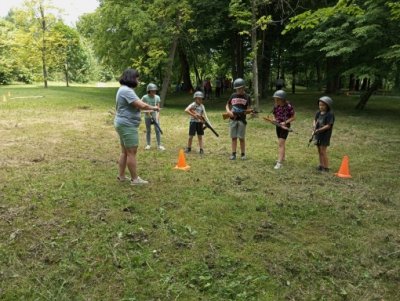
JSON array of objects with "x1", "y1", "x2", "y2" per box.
[
  {"x1": 51, "y1": 22, "x2": 93, "y2": 86},
  {"x1": 285, "y1": 0, "x2": 400, "y2": 109},
  {"x1": 11, "y1": 0, "x2": 63, "y2": 88},
  {"x1": 79, "y1": 0, "x2": 193, "y2": 106},
  {"x1": 229, "y1": 0, "x2": 273, "y2": 109},
  {"x1": 0, "y1": 18, "x2": 15, "y2": 84}
]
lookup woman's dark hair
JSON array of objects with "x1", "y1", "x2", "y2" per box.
[{"x1": 119, "y1": 68, "x2": 140, "y2": 88}]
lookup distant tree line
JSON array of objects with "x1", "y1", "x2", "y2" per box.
[
  {"x1": 1, "y1": 0, "x2": 399, "y2": 109},
  {"x1": 0, "y1": 0, "x2": 111, "y2": 87}
]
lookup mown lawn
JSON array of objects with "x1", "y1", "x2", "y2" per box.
[{"x1": 0, "y1": 85, "x2": 399, "y2": 300}]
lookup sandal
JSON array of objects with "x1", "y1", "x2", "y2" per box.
[{"x1": 117, "y1": 175, "x2": 130, "y2": 182}]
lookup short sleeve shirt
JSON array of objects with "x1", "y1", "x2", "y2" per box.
[
  {"x1": 273, "y1": 103, "x2": 295, "y2": 123},
  {"x1": 142, "y1": 94, "x2": 160, "y2": 119},
  {"x1": 315, "y1": 111, "x2": 335, "y2": 129},
  {"x1": 227, "y1": 92, "x2": 251, "y2": 118},
  {"x1": 114, "y1": 85, "x2": 141, "y2": 126},
  {"x1": 186, "y1": 102, "x2": 204, "y2": 123}
]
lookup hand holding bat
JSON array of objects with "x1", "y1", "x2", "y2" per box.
[
  {"x1": 308, "y1": 128, "x2": 317, "y2": 147},
  {"x1": 222, "y1": 108, "x2": 258, "y2": 120},
  {"x1": 262, "y1": 116, "x2": 293, "y2": 132},
  {"x1": 143, "y1": 110, "x2": 163, "y2": 134},
  {"x1": 199, "y1": 116, "x2": 219, "y2": 137}
]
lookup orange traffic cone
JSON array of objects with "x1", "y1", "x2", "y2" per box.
[
  {"x1": 335, "y1": 155, "x2": 352, "y2": 178},
  {"x1": 174, "y1": 149, "x2": 190, "y2": 171}
]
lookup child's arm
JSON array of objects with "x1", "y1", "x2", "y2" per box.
[
  {"x1": 315, "y1": 123, "x2": 332, "y2": 133},
  {"x1": 283, "y1": 112, "x2": 296, "y2": 125},
  {"x1": 225, "y1": 103, "x2": 234, "y2": 118},
  {"x1": 185, "y1": 105, "x2": 202, "y2": 120}
]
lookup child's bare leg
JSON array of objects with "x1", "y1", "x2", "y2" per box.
[
  {"x1": 318, "y1": 146, "x2": 323, "y2": 167},
  {"x1": 231, "y1": 138, "x2": 238, "y2": 153},
  {"x1": 239, "y1": 138, "x2": 245, "y2": 154},
  {"x1": 278, "y1": 138, "x2": 286, "y2": 162},
  {"x1": 198, "y1": 135, "x2": 203, "y2": 150},
  {"x1": 187, "y1": 136, "x2": 193, "y2": 148},
  {"x1": 320, "y1": 146, "x2": 328, "y2": 168}
]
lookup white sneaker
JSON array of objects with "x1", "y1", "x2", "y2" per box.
[
  {"x1": 158, "y1": 145, "x2": 165, "y2": 151},
  {"x1": 145, "y1": 145, "x2": 151, "y2": 150},
  {"x1": 274, "y1": 162, "x2": 283, "y2": 170},
  {"x1": 131, "y1": 176, "x2": 149, "y2": 185}
]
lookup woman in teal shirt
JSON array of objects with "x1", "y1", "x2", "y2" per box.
[{"x1": 114, "y1": 68, "x2": 159, "y2": 185}]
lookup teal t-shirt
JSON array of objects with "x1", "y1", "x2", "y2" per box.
[
  {"x1": 114, "y1": 85, "x2": 141, "y2": 126},
  {"x1": 142, "y1": 94, "x2": 160, "y2": 119}
]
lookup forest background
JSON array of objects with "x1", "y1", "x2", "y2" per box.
[{"x1": 1, "y1": 0, "x2": 400, "y2": 108}]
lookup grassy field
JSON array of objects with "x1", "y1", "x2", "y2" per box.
[{"x1": 0, "y1": 84, "x2": 399, "y2": 300}]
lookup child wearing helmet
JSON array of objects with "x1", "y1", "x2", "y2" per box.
[
  {"x1": 184, "y1": 91, "x2": 207, "y2": 154},
  {"x1": 225, "y1": 78, "x2": 252, "y2": 160},
  {"x1": 271, "y1": 90, "x2": 296, "y2": 169},
  {"x1": 141, "y1": 83, "x2": 165, "y2": 151},
  {"x1": 313, "y1": 96, "x2": 335, "y2": 172}
]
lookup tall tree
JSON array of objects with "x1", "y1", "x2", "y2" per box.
[
  {"x1": 229, "y1": 0, "x2": 272, "y2": 109},
  {"x1": 81, "y1": 0, "x2": 192, "y2": 106},
  {"x1": 12, "y1": 0, "x2": 62, "y2": 88},
  {"x1": 0, "y1": 18, "x2": 15, "y2": 84},
  {"x1": 51, "y1": 22, "x2": 93, "y2": 86},
  {"x1": 285, "y1": 0, "x2": 400, "y2": 109}
]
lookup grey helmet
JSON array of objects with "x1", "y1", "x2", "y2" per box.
[
  {"x1": 273, "y1": 89, "x2": 287, "y2": 100},
  {"x1": 233, "y1": 78, "x2": 245, "y2": 89},
  {"x1": 319, "y1": 96, "x2": 333, "y2": 110},
  {"x1": 147, "y1": 83, "x2": 158, "y2": 92},
  {"x1": 193, "y1": 91, "x2": 204, "y2": 99}
]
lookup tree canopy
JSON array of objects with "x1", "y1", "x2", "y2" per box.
[{"x1": 2, "y1": 0, "x2": 399, "y2": 108}]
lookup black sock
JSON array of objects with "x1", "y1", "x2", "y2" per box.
[{"x1": 241, "y1": 153, "x2": 245, "y2": 156}]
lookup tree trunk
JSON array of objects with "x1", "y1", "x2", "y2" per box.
[
  {"x1": 395, "y1": 62, "x2": 400, "y2": 91},
  {"x1": 355, "y1": 77, "x2": 380, "y2": 110},
  {"x1": 233, "y1": 33, "x2": 244, "y2": 80},
  {"x1": 260, "y1": 29, "x2": 272, "y2": 98},
  {"x1": 276, "y1": 40, "x2": 282, "y2": 79},
  {"x1": 316, "y1": 61, "x2": 322, "y2": 91},
  {"x1": 192, "y1": 54, "x2": 201, "y2": 89},
  {"x1": 325, "y1": 57, "x2": 340, "y2": 93},
  {"x1": 178, "y1": 46, "x2": 193, "y2": 92},
  {"x1": 39, "y1": 4, "x2": 48, "y2": 88},
  {"x1": 291, "y1": 60, "x2": 296, "y2": 94},
  {"x1": 348, "y1": 73, "x2": 355, "y2": 91},
  {"x1": 160, "y1": 37, "x2": 178, "y2": 107},
  {"x1": 251, "y1": 0, "x2": 259, "y2": 109},
  {"x1": 65, "y1": 63, "x2": 69, "y2": 87}
]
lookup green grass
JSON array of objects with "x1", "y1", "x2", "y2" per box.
[{"x1": 0, "y1": 85, "x2": 399, "y2": 300}]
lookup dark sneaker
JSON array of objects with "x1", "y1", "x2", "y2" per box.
[
  {"x1": 199, "y1": 149, "x2": 204, "y2": 154},
  {"x1": 229, "y1": 154, "x2": 236, "y2": 160},
  {"x1": 185, "y1": 147, "x2": 191, "y2": 153}
]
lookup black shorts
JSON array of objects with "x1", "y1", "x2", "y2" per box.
[
  {"x1": 189, "y1": 121, "x2": 204, "y2": 136},
  {"x1": 276, "y1": 124, "x2": 290, "y2": 140},
  {"x1": 315, "y1": 131, "x2": 332, "y2": 146}
]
